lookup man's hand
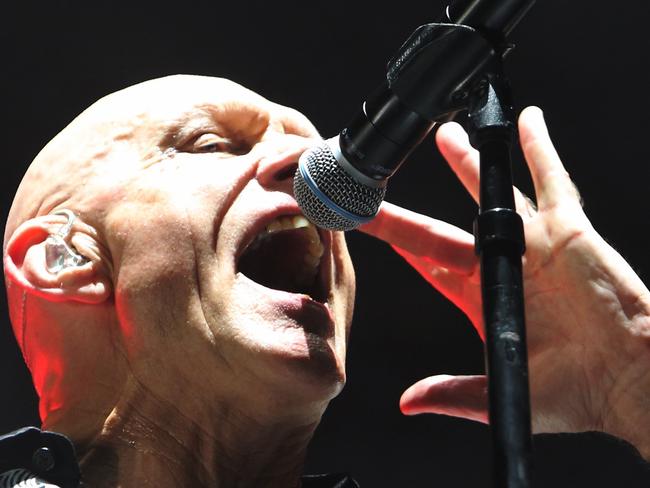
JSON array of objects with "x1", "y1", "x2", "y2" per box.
[{"x1": 359, "y1": 107, "x2": 650, "y2": 457}]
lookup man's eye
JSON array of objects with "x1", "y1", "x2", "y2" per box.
[{"x1": 191, "y1": 133, "x2": 230, "y2": 153}]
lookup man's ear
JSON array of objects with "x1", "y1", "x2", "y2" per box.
[{"x1": 4, "y1": 217, "x2": 112, "y2": 304}]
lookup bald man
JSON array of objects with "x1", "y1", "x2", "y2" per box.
[{"x1": 2, "y1": 75, "x2": 649, "y2": 487}]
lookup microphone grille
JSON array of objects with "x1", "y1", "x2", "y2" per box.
[{"x1": 293, "y1": 141, "x2": 386, "y2": 231}]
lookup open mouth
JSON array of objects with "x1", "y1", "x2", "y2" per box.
[{"x1": 237, "y1": 215, "x2": 328, "y2": 303}]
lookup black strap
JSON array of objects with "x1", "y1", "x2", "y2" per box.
[
  {"x1": 302, "y1": 473, "x2": 360, "y2": 488},
  {"x1": 0, "y1": 427, "x2": 80, "y2": 488}
]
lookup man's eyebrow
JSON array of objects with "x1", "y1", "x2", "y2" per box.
[{"x1": 159, "y1": 108, "x2": 224, "y2": 148}]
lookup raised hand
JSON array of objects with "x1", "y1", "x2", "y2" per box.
[{"x1": 359, "y1": 107, "x2": 650, "y2": 457}]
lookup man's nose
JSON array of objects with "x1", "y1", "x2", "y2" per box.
[{"x1": 254, "y1": 135, "x2": 316, "y2": 191}]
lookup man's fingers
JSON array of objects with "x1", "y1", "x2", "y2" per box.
[
  {"x1": 358, "y1": 201, "x2": 476, "y2": 275},
  {"x1": 518, "y1": 106, "x2": 581, "y2": 210},
  {"x1": 435, "y1": 122, "x2": 480, "y2": 203},
  {"x1": 400, "y1": 374, "x2": 489, "y2": 424},
  {"x1": 391, "y1": 245, "x2": 484, "y2": 338},
  {"x1": 437, "y1": 108, "x2": 581, "y2": 213}
]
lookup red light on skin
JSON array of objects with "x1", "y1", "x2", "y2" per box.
[{"x1": 391, "y1": 243, "x2": 485, "y2": 341}]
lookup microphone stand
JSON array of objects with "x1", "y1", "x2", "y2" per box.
[
  {"x1": 374, "y1": 8, "x2": 535, "y2": 484},
  {"x1": 467, "y1": 66, "x2": 532, "y2": 488},
  {"x1": 379, "y1": 17, "x2": 534, "y2": 484}
]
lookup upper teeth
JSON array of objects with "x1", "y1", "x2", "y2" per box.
[
  {"x1": 264, "y1": 215, "x2": 324, "y2": 259},
  {"x1": 266, "y1": 214, "x2": 309, "y2": 233},
  {"x1": 254, "y1": 215, "x2": 324, "y2": 288}
]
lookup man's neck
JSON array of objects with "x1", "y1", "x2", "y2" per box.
[{"x1": 74, "y1": 377, "x2": 322, "y2": 488}]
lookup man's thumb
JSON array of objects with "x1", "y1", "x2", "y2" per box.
[{"x1": 400, "y1": 374, "x2": 489, "y2": 424}]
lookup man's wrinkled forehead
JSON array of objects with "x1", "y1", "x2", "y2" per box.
[
  {"x1": 108, "y1": 75, "x2": 267, "y2": 113},
  {"x1": 98, "y1": 75, "x2": 318, "y2": 141}
]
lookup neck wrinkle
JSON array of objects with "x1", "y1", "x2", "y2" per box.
[{"x1": 77, "y1": 375, "x2": 321, "y2": 488}]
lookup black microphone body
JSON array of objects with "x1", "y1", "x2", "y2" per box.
[{"x1": 294, "y1": 0, "x2": 535, "y2": 231}]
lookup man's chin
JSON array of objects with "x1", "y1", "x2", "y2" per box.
[
  {"x1": 213, "y1": 273, "x2": 348, "y2": 402},
  {"x1": 272, "y1": 340, "x2": 346, "y2": 400},
  {"x1": 239, "y1": 320, "x2": 347, "y2": 405}
]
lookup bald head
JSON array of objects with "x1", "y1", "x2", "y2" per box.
[{"x1": 5, "y1": 75, "x2": 318, "y2": 248}]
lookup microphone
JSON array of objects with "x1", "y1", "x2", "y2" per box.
[{"x1": 294, "y1": 0, "x2": 535, "y2": 231}]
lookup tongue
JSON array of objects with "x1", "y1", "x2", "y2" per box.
[{"x1": 238, "y1": 229, "x2": 317, "y2": 295}]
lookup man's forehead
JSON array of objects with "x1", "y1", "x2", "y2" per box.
[
  {"x1": 99, "y1": 75, "x2": 274, "y2": 121},
  {"x1": 85, "y1": 75, "x2": 316, "y2": 139}
]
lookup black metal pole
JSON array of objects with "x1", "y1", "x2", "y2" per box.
[
  {"x1": 469, "y1": 70, "x2": 533, "y2": 488},
  {"x1": 447, "y1": 0, "x2": 536, "y2": 39}
]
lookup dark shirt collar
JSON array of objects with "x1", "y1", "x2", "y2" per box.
[
  {"x1": 0, "y1": 427, "x2": 358, "y2": 487},
  {"x1": 0, "y1": 427, "x2": 80, "y2": 488}
]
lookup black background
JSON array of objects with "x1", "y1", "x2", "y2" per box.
[{"x1": 2, "y1": 1, "x2": 650, "y2": 486}]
